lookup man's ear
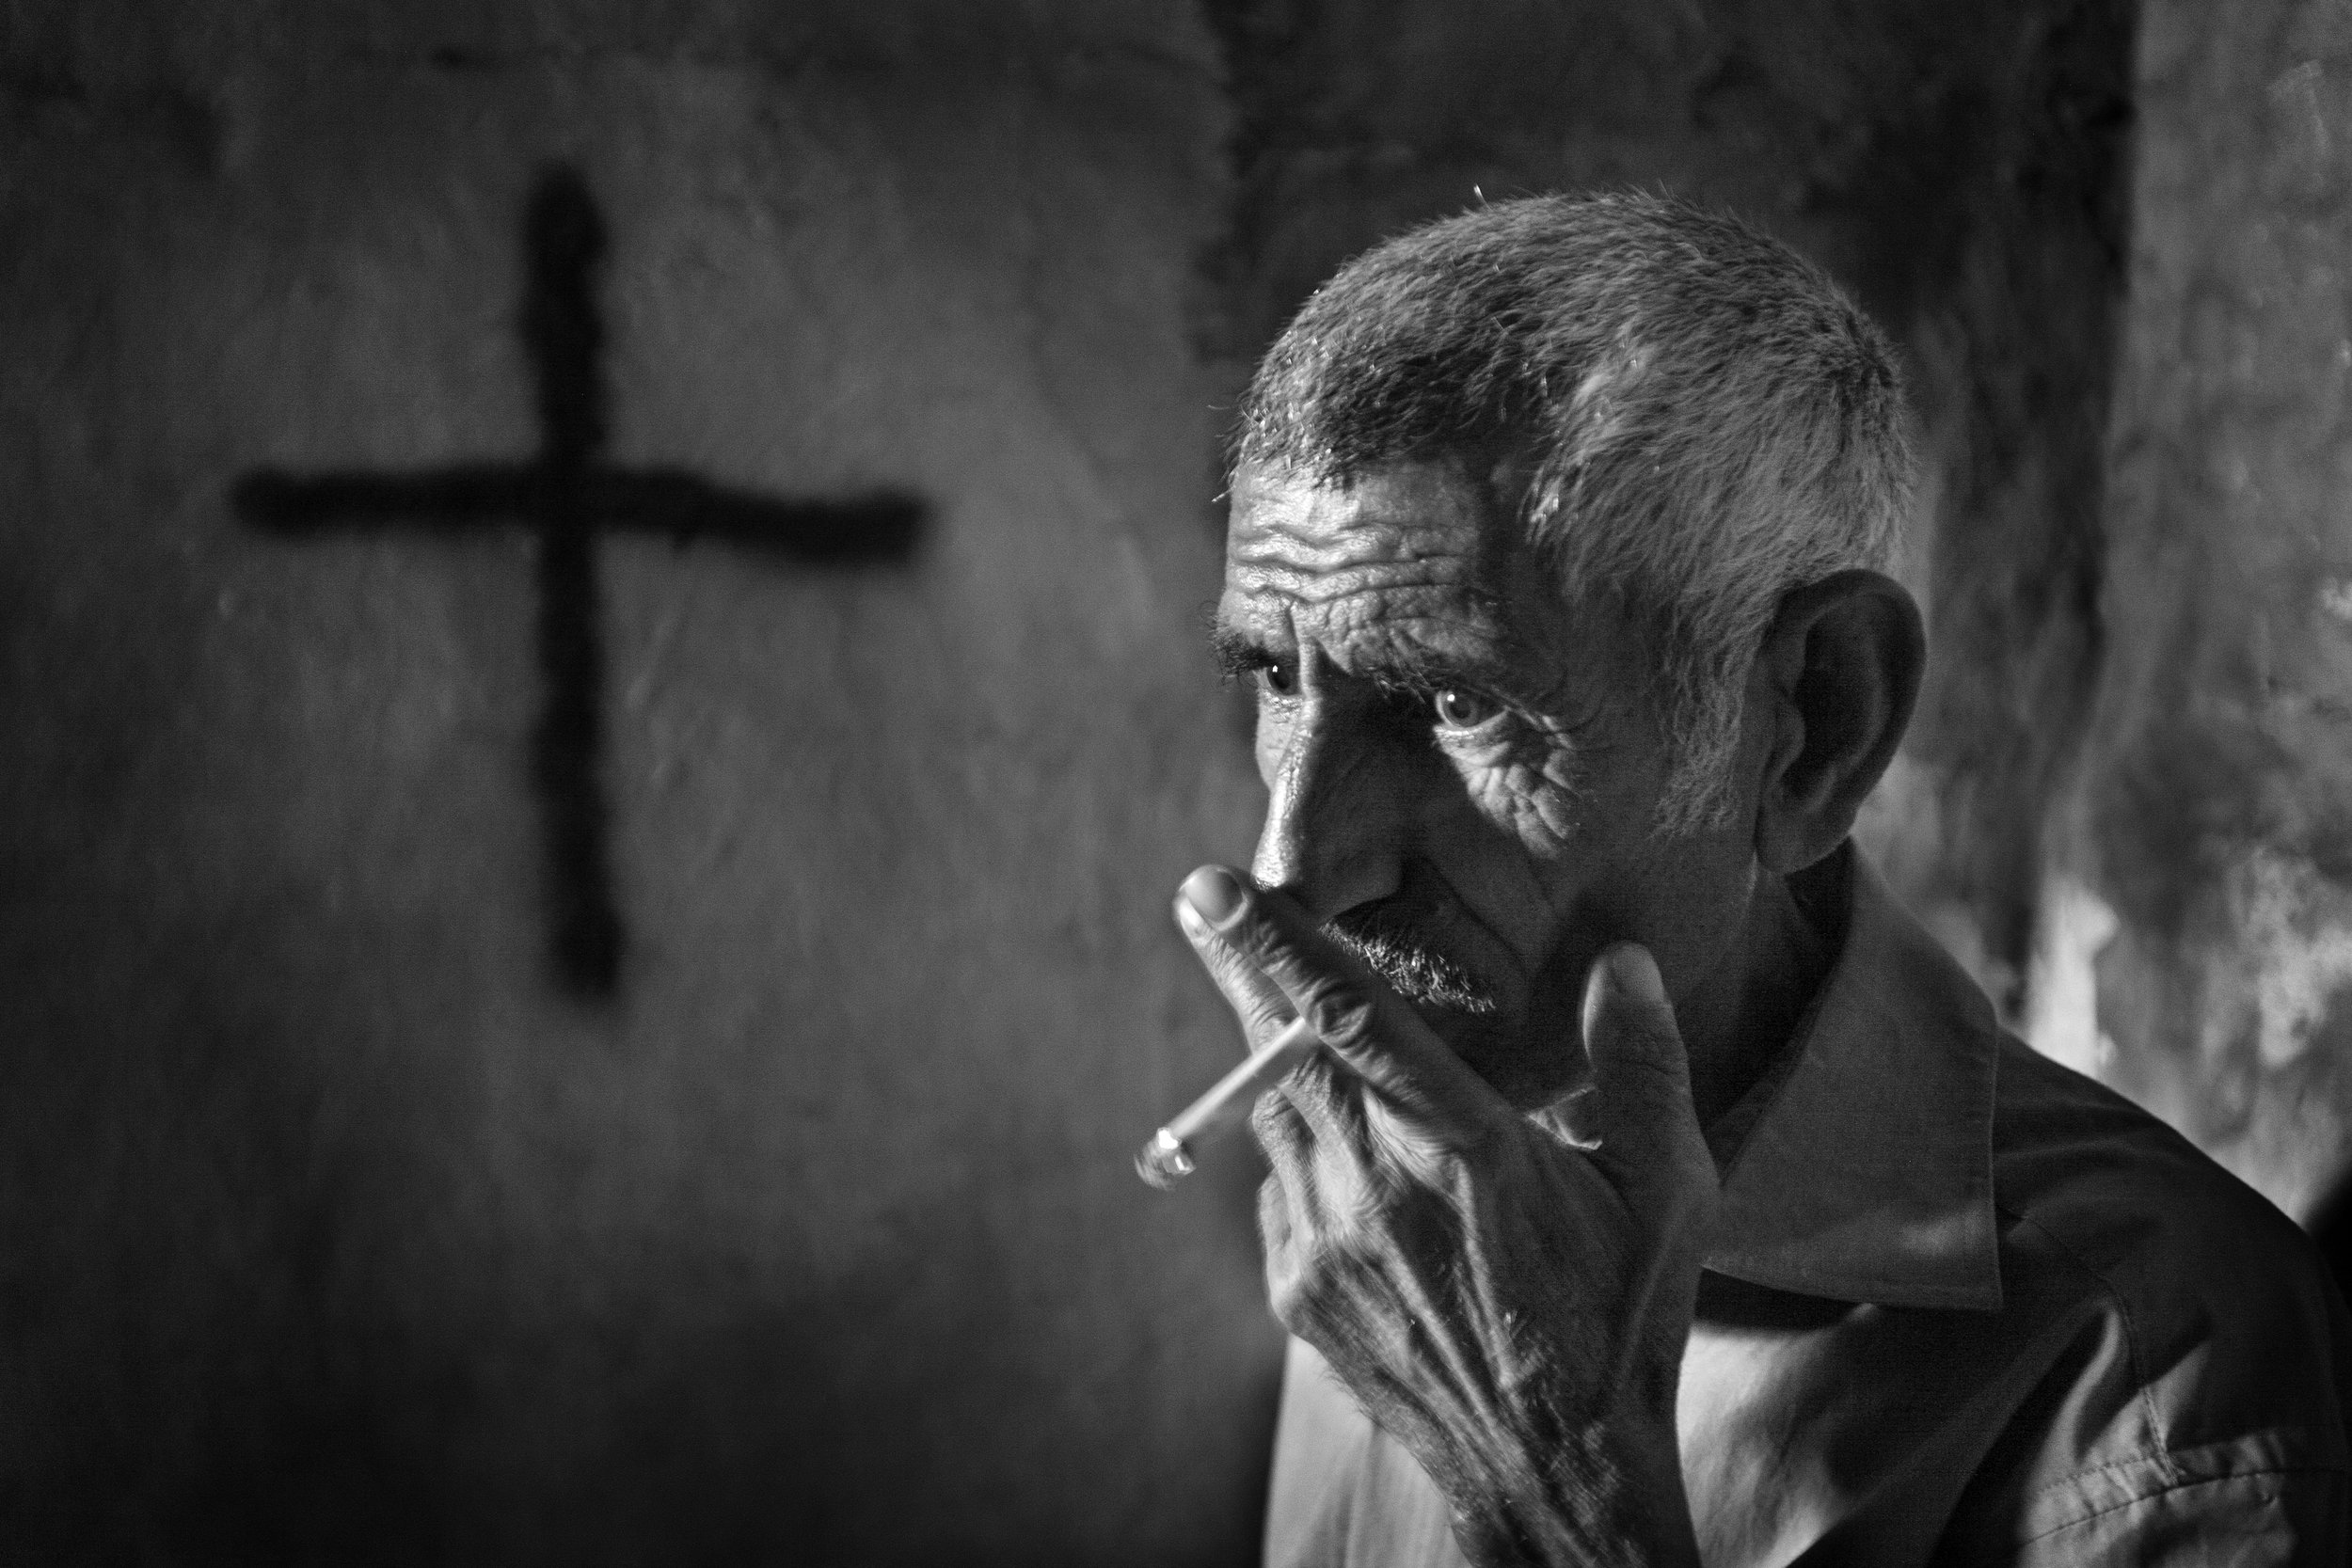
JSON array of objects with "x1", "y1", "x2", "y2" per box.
[{"x1": 1750, "y1": 569, "x2": 1924, "y2": 874}]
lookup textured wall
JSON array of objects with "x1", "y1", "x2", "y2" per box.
[
  {"x1": 0, "y1": 5, "x2": 1277, "y2": 1561},
  {"x1": 2050, "y1": 0, "x2": 2352, "y2": 1217}
]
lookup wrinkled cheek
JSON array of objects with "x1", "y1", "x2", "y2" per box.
[
  {"x1": 1523, "y1": 785, "x2": 1584, "y2": 850},
  {"x1": 1254, "y1": 710, "x2": 1294, "y2": 786},
  {"x1": 1469, "y1": 762, "x2": 1581, "y2": 855}
]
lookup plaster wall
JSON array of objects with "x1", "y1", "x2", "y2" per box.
[{"x1": 0, "y1": 5, "x2": 1276, "y2": 1561}]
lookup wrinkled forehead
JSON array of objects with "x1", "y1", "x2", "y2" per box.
[{"x1": 1217, "y1": 455, "x2": 1555, "y2": 652}]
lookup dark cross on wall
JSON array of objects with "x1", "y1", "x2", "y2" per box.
[{"x1": 235, "y1": 164, "x2": 924, "y2": 1000}]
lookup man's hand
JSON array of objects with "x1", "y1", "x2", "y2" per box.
[{"x1": 1177, "y1": 864, "x2": 1719, "y2": 1568}]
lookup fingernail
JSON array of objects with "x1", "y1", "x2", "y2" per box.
[
  {"x1": 1182, "y1": 866, "x2": 1247, "y2": 929},
  {"x1": 1174, "y1": 896, "x2": 1209, "y2": 940},
  {"x1": 1603, "y1": 943, "x2": 1666, "y2": 1007}
]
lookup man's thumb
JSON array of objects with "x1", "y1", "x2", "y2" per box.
[{"x1": 1578, "y1": 942, "x2": 1700, "y2": 1140}]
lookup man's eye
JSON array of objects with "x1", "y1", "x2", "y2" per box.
[
  {"x1": 1432, "y1": 688, "x2": 1498, "y2": 731},
  {"x1": 1254, "y1": 665, "x2": 1296, "y2": 697}
]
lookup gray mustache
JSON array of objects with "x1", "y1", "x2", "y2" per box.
[{"x1": 1326, "y1": 899, "x2": 1502, "y2": 1016}]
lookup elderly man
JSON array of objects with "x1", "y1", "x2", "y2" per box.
[{"x1": 1172, "y1": 193, "x2": 2351, "y2": 1566}]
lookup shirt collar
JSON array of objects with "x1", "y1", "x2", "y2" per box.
[{"x1": 1699, "y1": 846, "x2": 2005, "y2": 1312}]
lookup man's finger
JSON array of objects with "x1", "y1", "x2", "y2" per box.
[
  {"x1": 1252, "y1": 1087, "x2": 1318, "y2": 1239},
  {"x1": 1572, "y1": 942, "x2": 1712, "y2": 1191},
  {"x1": 1174, "y1": 893, "x2": 1294, "y2": 1052},
  {"x1": 1181, "y1": 864, "x2": 1507, "y2": 1146}
]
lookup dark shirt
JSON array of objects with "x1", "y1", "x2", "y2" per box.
[{"x1": 1264, "y1": 849, "x2": 2352, "y2": 1565}]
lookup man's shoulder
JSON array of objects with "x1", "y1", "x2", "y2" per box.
[
  {"x1": 1987, "y1": 1034, "x2": 2322, "y2": 1301},
  {"x1": 1982, "y1": 1034, "x2": 2350, "y2": 1471}
]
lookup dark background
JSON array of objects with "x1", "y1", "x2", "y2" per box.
[{"x1": 5, "y1": 0, "x2": 2346, "y2": 1561}]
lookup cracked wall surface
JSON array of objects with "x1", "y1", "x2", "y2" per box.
[{"x1": 0, "y1": 4, "x2": 1278, "y2": 1561}]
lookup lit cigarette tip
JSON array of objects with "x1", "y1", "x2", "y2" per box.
[
  {"x1": 1134, "y1": 1015, "x2": 1321, "y2": 1192},
  {"x1": 1135, "y1": 1128, "x2": 1195, "y2": 1190}
]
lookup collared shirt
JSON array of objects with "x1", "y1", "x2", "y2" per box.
[{"x1": 1263, "y1": 848, "x2": 2352, "y2": 1566}]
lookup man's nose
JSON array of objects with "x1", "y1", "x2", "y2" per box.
[{"x1": 1249, "y1": 703, "x2": 1407, "y2": 924}]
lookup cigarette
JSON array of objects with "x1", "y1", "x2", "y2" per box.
[{"x1": 1135, "y1": 1015, "x2": 1322, "y2": 1189}]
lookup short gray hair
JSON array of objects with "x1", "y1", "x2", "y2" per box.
[{"x1": 1234, "y1": 192, "x2": 1915, "y2": 835}]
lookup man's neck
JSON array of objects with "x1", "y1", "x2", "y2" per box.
[{"x1": 1677, "y1": 857, "x2": 1840, "y2": 1131}]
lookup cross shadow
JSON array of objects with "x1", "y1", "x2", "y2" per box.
[{"x1": 234, "y1": 164, "x2": 925, "y2": 999}]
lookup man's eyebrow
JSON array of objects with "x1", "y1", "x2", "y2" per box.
[
  {"x1": 1361, "y1": 626, "x2": 1527, "y2": 689},
  {"x1": 1359, "y1": 648, "x2": 1502, "y2": 701},
  {"x1": 1207, "y1": 625, "x2": 1275, "y2": 678},
  {"x1": 1207, "y1": 618, "x2": 1547, "y2": 695}
]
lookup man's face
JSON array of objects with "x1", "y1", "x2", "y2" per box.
[{"x1": 1216, "y1": 453, "x2": 1750, "y2": 1106}]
